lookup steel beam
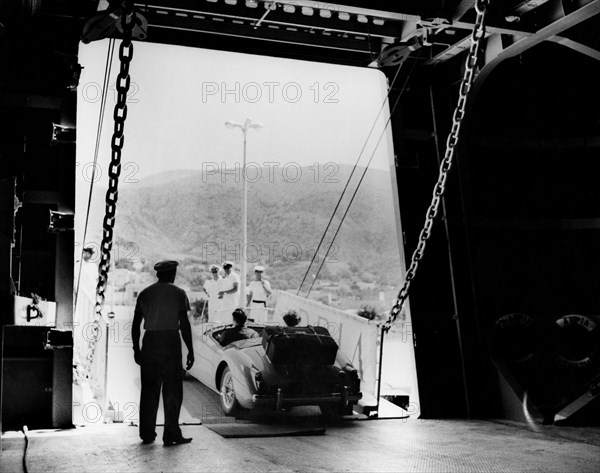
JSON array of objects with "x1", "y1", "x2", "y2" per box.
[
  {"x1": 271, "y1": 0, "x2": 422, "y2": 22},
  {"x1": 142, "y1": 8, "x2": 381, "y2": 55},
  {"x1": 547, "y1": 35, "x2": 600, "y2": 60},
  {"x1": 450, "y1": 0, "x2": 478, "y2": 21},
  {"x1": 426, "y1": 31, "x2": 488, "y2": 65},
  {"x1": 135, "y1": 1, "x2": 409, "y2": 41},
  {"x1": 466, "y1": 0, "x2": 600, "y2": 90},
  {"x1": 493, "y1": 0, "x2": 600, "y2": 61},
  {"x1": 125, "y1": 1, "x2": 600, "y2": 69},
  {"x1": 511, "y1": 0, "x2": 553, "y2": 15}
]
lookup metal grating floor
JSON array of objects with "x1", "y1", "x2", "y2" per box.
[{"x1": 2, "y1": 418, "x2": 599, "y2": 472}]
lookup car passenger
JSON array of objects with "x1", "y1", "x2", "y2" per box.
[
  {"x1": 218, "y1": 308, "x2": 259, "y2": 346},
  {"x1": 283, "y1": 310, "x2": 301, "y2": 327}
]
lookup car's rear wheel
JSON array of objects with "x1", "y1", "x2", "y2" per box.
[{"x1": 220, "y1": 366, "x2": 241, "y2": 417}]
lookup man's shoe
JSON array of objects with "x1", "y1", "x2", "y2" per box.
[
  {"x1": 141, "y1": 438, "x2": 155, "y2": 444},
  {"x1": 163, "y1": 436, "x2": 192, "y2": 446}
]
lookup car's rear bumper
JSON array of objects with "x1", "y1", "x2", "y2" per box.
[{"x1": 252, "y1": 387, "x2": 362, "y2": 409}]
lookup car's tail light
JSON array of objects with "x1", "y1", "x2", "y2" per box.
[{"x1": 341, "y1": 368, "x2": 360, "y2": 392}]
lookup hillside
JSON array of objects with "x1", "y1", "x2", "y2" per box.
[{"x1": 81, "y1": 164, "x2": 404, "y2": 299}]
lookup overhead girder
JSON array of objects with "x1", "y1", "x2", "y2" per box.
[
  {"x1": 61, "y1": 0, "x2": 597, "y2": 72},
  {"x1": 450, "y1": 0, "x2": 480, "y2": 21},
  {"x1": 103, "y1": 1, "x2": 598, "y2": 70},
  {"x1": 463, "y1": 0, "x2": 600, "y2": 98},
  {"x1": 483, "y1": 0, "x2": 600, "y2": 63},
  {"x1": 134, "y1": 0, "x2": 411, "y2": 43},
  {"x1": 547, "y1": 35, "x2": 600, "y2": 61},
  {"x1": 427, "y1": 0, "x2": 600, "y2": 65},
  {"x1": 5, "y1": 1, "x2": 594, "y2": 69},
  {"x1": 138, "y1": 4, "x2": 384, "y2": 56}
]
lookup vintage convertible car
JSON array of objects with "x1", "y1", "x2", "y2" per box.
[{"x1": 186, "y1": 322, "x2": 362, "y2": 417}]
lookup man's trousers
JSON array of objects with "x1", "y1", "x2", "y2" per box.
[{"x1": 139, "y1": 330, "x2": 183, "y2": 441}]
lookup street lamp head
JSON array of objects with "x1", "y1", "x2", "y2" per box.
[
  {"x1": 226, "y1": 118, "x2": 263, "y2": 131},
  {"x1": 243, "y1": 117, "x2": 263, "y2": 129}
]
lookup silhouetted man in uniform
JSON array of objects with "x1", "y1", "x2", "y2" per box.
[{"x1": 132, "y1": 260, "x2": 194, "y2": 446}]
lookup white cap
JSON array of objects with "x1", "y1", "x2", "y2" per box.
[{"x1": 254, "y1": 265, "x2": 265, "y2": 272}]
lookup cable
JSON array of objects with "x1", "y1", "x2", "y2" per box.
[
  {"x1": 307, "y1": 53, "x2": 420, "y2": 296},
  {"x1": 306, "y1": 50, "x2": 422, "y2": 297},
  {"x1": 297, "y1": 61, "x2": 405, "y2": 296},
  {"x1": 21, "y1": 425, "x2": 29, "y2": 473},
  {"x1": 296, "y1": 60, "x2": 407, "y2": 296},
  {"x1": 74, "y1": 39, "x2": 116, "y2": 311}
]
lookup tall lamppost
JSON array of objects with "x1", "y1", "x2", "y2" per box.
[{"x1": 225, "y1": 118, "x2": 262, "y2": 308}]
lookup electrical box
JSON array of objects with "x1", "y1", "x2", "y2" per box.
[{"x1": 1, "y1": 326, "x2": 54, "y2": 431}]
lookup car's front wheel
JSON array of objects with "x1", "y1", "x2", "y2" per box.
[{"x1": 220, "y1": 366, "x2": 241, "y2": 417}]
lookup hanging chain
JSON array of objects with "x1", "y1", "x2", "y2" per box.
[
  {"x1": 81, "y1": 2, "x2": 136, "y2": 383},
  {"x1": 384, "y1": 0, "x2": 490, "y2": 333}
]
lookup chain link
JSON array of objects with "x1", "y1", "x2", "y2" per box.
[
  {"x1": 80, "y1": 1, "x2": 136, "y2": 384},
  {"x1": 383, "y1": 0, "x2": 490, "y2": 332}
]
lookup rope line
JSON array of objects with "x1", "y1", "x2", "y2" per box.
[
  {"x1": 74, "y1": 39, "x2": 116, "y2": 311},
  {"x1": 306, "y1": 51, "x2": 422, "y2": 297},
  {"x1": 297, "y1": 58, "x2": 408, "y2": 296}
]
